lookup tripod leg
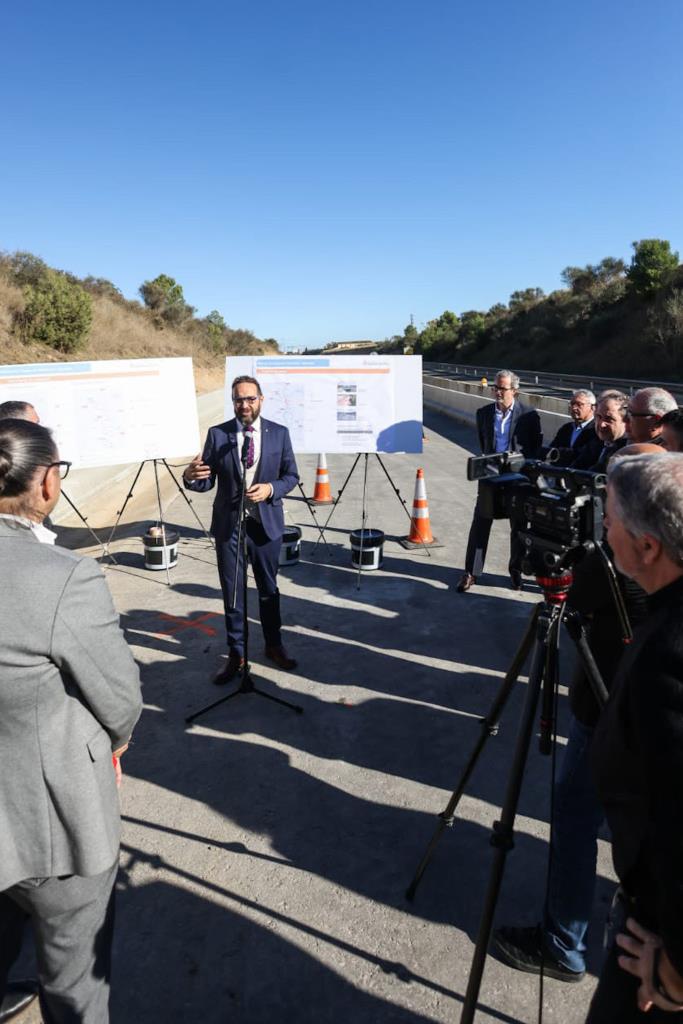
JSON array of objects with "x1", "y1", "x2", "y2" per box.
[
  {"x1": 106, "y1": 462, "x2": 147, "y2": 556},
  {"x1": 406, "y1": 603, "x2": 540, "y2": 901},
  {"x1": 251, "y1": 685, "x2": 304, "y2": 713},
  {"x1": 313, "y1": 454, "x2": 361, "y2": 553},
  {"x1": 161, "y1": 460, "x2": 213, "y2": 546},
  {"x1": 563, "y1": 609, "x2": 609, "y2": 709},
  {"x1": 152, "y1": 460, "x2": 171, "y2": 587},
  {"x1": 296, "y1": 480, "x2": 330, "y2": 553},
  {"x1": 59, "y1": 488, "x2": 114, "y2": 561},
  {"x1": 375, "y1": 453, "x2": 432, "y2": 558},
  {"x1": 355, "y1": 454, "x2": 369, "y2": 590},
  {"x1": 460, "y1": 610, "x2": 556, "y2": 1024}
]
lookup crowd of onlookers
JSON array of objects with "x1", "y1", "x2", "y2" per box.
[{"x1": 453, "y1": 374, "x2": 683, "y2": 1021}]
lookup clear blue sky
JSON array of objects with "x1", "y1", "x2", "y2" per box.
[{"x1": 2, "y1": 0, "x2": 682, "y2": 349}]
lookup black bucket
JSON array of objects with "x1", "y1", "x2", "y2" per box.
[
  {"x1": 350, "y1": 528, "x2": 384, "y2": 570},
  {"x1": 279, "y1": 525, "x2": 302, "y2": 566},
  {"x1": 143, "y1": 527, "x2": 179, "y2": 571}
]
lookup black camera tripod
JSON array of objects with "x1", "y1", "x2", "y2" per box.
[{"x1": 405, "y1": 554, "x2": 630, "y2": 1022}]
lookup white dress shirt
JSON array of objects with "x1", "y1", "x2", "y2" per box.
[{"x1": 494, "y1": 401, "x2": 515, "y2": 452}]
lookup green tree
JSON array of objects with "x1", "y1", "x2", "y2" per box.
[
  {"x1": 139, "y1": 273, "x2": 194, "y2": 325},
  {"x1": 626, "y1": 239, "x2": 680, "y2": 297},
  {"x1": 21, "y1": 270, "x2": 92, "y2": 353},
  {"x1": 419, "y1": 310, "x2": 459, "y2": 350},
  {"x1": 459, "y1": 310, "x2": 486, "y2": 345},
  {"x1": 2, "y1": 250, "x2": 49, "y2": 286},
  {"x1": 205, "y1": 309, "x2": 226, "y2": 352},
  {"x1": 509, "y1": 287, "x2": 545, "y2": 311},
  {"x1": 561, "y1": 257, "x2": 626, "y2": 295},
  {"x1": 487, "y1": 303, "x2": 507, "y2": 319},
  {"x1": 81, "y1": 276, "x2": 124, "y2": 301}
]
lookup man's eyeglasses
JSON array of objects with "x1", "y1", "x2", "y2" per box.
[
  {"x1": 41, "y1": 461, "x2": 71, "y2": 483},
  {"x1": 492, "y1": 386, "x2": 514, "y2": 393},
  {"x1": 233, "y1": 396, "x2": 260, "y2": 405}
]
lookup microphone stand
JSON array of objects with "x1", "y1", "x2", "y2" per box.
[{"x1": 186, "y1": 431, "x2": 303, "y2": 723}]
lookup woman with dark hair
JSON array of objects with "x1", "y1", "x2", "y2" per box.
[{"x1": 0, "y1": 419, "x2": 142, "y2": 1023}]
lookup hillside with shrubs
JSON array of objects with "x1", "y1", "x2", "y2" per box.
[
  {"x1": 0, "y1": 252, "x2": 278, "y2": 393},
  {"x1": 389, "y1": 239, "x2": 683, "y2": 380}
]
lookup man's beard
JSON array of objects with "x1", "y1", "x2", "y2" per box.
[{"x1": 238, "y1": 407, "x2": 261, "y2": 425}]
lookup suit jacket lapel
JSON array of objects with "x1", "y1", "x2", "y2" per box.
[
  {"x1": 255, "y1": 420, "x2": 270, "y2": 483},
  {"x1": 508, "y1": 402, "x2": 522, "y2": 449},
  {"x1": 485, "y1": 404, "x2": 496, "y2": 451}
]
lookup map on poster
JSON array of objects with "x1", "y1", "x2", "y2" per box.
[
  {"x1": 0, "y1": 357, "x2": 200, "y2": 468},
  {"x1": 225, "y1": 355, "x2": 422, "y2": 454}
]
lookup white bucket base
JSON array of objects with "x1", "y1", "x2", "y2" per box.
[
  {"x1": 279, "y1": 526, "x2": 302, "y2": 566},
  {"x1": 143, "y1": 529, "x2": 179, "y2": 570},
  {"x1": 350, "y1": 528, "x2": 384, "y2": 570}
]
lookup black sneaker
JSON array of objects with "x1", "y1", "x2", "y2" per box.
[{"x1": 492, "y1": 925, "x2": 585, "y2": 983}]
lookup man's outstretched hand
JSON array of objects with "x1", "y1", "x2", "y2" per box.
[{"x1": 184, "y1": 453, "x2": 211, "y2": 482}]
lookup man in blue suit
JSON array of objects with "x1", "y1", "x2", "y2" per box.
[
  {"x1": 457, "y1": 369, "x2": 542, "y2": 593},
  {"x1": 184, "y1": 375, "x2": 299, "y2": 682}
]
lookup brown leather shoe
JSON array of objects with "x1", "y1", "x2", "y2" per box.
[
  {"x1": 265, "y1": 645, "x2": 298, "y2": 671},
  {"x1": 456, "y1": 572, "x2": 476, "y2": 593},
  {"x1": 212, "y1": 651, "x2": 245, "y2": 685}
]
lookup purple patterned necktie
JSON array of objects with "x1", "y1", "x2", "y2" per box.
[{"x1": 244, "y1": 426, "x2": 255, "y2": 469}]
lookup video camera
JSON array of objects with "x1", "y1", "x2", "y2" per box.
[{"x1": 467, "y1": 452, "x2": 606, "y2": 578}]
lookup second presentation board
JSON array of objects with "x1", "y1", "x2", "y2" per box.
[{"x1": 226, "y1": 354, "x2": 423, "y2": 454}]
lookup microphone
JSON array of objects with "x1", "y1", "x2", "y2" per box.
[{"x1": 241, "y1": 431, "x2": 251, "y2": 465}]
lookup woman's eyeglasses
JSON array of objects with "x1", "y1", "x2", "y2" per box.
[{"x1": 41, "y1": 461, "x2": 72, "y2": 483}]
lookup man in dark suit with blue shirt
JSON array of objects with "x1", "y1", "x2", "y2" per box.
[
  {"x1": 457, "y1": 369, "x2": 542, "y2": 593},
  {"x1": 184, "y1": 375, "x2": 299, "y2": 682}
]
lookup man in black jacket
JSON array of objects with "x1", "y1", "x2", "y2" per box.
[
  {"x1": 457, "y1": 369, "x2": 542, "y2": 592},
  {"x1": 587, "y1": 452, "x2": 683, "y2": 1020},
  {"x1": 544, "y1": 389, "x2": 601, "y2": 467},
  {"x1": 574, "y1": 392, "x2": 629, "y2": 471}
]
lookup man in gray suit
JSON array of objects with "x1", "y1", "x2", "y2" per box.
[{"x1": 0, "y1": 418, "x2": 142, "y2": 1023}]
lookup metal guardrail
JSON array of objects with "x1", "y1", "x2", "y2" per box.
[{"x1": 423, "y1": 362, "x2": 683, "y2": 403}]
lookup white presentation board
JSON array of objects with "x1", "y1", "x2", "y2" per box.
[
  {"x1": 0, "y1": 357, "x2": 200, "y2": 469},
  {"x1": 225, "y1": 354, "x2": 423, "y2": 454}
]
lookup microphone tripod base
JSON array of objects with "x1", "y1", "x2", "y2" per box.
[{"x1": 185, "y1": 664, "x2": 304, "y2": 723}]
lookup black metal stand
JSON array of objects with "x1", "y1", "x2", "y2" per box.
[
  {"x1": 400, "y1": 568, "x2": 613, "y2": 1022},
  {"x1": 312, "y1": 454, "x2": 432, "y2": 587},
  {"x1": 406, "y1": 576, "x2": 611, "y2": 906},
  {"x1": 185, "y1": 444, "x2": 303, "y2": 724},
  {"x1": 59, "y1": 488, "x2": 112, "y2": 561},
  {"x1": 105, "y1": 458, "x2": 213, "y2": 585},
  {"x1": 295, "y1": 479, "x2": 331, "y2": 554}
]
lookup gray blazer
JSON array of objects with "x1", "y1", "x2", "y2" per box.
[{"x1": 0, "y1": 518, "x2": 142, "y2": 890}]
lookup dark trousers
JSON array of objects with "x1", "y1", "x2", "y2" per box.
[
  {"x1": 464, "y1": 498, "x2": 523, "y2": 577},
  {"x1": 216, "y1": 516, "x2": 283, "y2": 656},
  {"x1": 0, "y1": 861, "x2": 118, "y2": 1024}
]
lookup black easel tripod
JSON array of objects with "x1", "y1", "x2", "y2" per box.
[
  {"x1": 313, "y1": 453, "x2": 432, "y2": 588},
  {"x1": 105, "y1": 458, "x2": 213, "y2": 585},
  {"x1": 404, "y1": 563, "x2": 624, "y2": 1023},
  {"x1": 186, "y1": 436, "x2": 303, "y2": 724},
  {"x1": 60, "y1": 488, "x2": 112, "y2": 560}
]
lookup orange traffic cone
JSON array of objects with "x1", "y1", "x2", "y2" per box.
[
  {"x1": 400, "y1": 468, "x2": 440, "y2": 548},
  {"x1": 310, "y1": 454, "x2": 334, "y2": 505}
]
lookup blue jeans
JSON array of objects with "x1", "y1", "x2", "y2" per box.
[{"x1": 543, "y1": 715, "x2": 605, "y2": 973}]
